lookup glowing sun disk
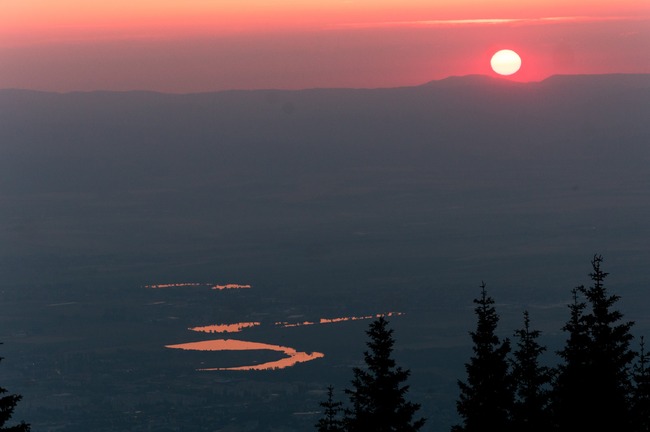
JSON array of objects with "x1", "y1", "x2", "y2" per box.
[{"x1": 490, "y1": 49, "x2": 522, "y2": 76}]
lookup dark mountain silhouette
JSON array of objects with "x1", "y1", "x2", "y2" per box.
[{"x1": 1, "y1": 74, "x2": 648, "y2": 195}]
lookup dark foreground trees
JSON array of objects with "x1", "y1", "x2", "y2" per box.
[
  {"x1": 453, "y1": 255, "x2": 646, "y2": 432},
  {"x1": 316, "y1": 385, "x2": 344, "y2": 432},
  {"x1": 0, "y1": 346, "x2": 30, "y2": 432},
  {"x1": 631, "y1": 337, "x2": 650, "y2": 432},
  {"x1": 316, "y1": 255, "x2": 646, "y2": 432},
  {"x1": 315, "y1": 317, "x2": 425, "y2": 432},
  {"x1": 553, "y1": 254, "x2": 636, "y2": 432},
  {"x1": 510, "y1": 311, "x2": 553, "y2": 432},
  {"x1": 344, "y1": 317, "x2": 425, "y2": 432},
  {"x1": 454, "y1": 303, "x2": 552, "y2": 432},
  {"x1": 453, "y1": 282, "x2": 513, "y2": 432},
  {"x1": 551, "y1": 287, "x2": 591, "y2": 432}
]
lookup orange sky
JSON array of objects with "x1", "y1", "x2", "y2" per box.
[{"x1": 1, "y1": 1, "x2": 649, "y2": 91}]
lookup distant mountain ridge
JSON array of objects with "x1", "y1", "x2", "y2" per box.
[
  {"x1": 423, "y1": 73, "x2": 650, "y2": 88},
  {"x1": 0, "y1": 72, "x2": 648, "y2": 197},
  {"x1": 2, "y1": 73, "x2": 649, "y2": 96}
]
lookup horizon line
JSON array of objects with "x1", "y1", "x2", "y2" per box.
[{"x1": 1, "y1": 72, "x2": 649, "y2": 96}]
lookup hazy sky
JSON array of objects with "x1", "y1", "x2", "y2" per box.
[{"x1": 2, "y1": 0, "x2": 649, "y2": 92}]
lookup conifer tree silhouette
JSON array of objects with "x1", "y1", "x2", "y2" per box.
[
  {"x1": 553, "y1": 255, "x2": 636, "y2": 432},
  {"x1": 344, "y1": 317, "x2": 425, "y2": 432},
  {"x1": 552, "y1": 287, "x2": 591, "y2": 432},
  {"x1": 0, "y1": 346, "x2": 30, "y2": 432},
  {"x1": 632, "y1": 336, "x2": 650, "y2": 432},
  {"x1": 316, "y1": 385, "x2": 344, "y2": 432},
  {"x1": 453, "y1": 282, "x2": 513, "y2": 432},
  {"x1": 582, "y1": 254, "x2": 635, "y2": 431},
  {"x1": 510, "y1": 311, "x2": 552, "y2": 432}
]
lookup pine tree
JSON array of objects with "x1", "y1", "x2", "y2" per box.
[
  {"x1": 553, "y1": 255, "x2": 636, "y2": 432},
  {"x1": 0, "y1": 346, "x2": 30, "y2": 432},
  {"x1": 316, "y1": 385, "x2": 344, "y2": 432},
  {"x1": 510, "y1": 311, "x2": 552, "y2": 432},
  {"x1": 582, "y1": 254, "x2": 636, "y2": 431},
  {"x1": 552, "y1": 287, "x2": 592, "y2": 432},
  {"x1": 453, "y1": 282, "x2": 513, "y2": 432},
  {"x1": 344, "y1": 317, "x2": 425, "y2": 432},
  {"x1": 631, "y1": 337, "x2": 650, "y2": 432}
]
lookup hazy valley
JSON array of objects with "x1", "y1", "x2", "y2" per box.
[{"x1": 1, "y1": 74, "x2": 650, "y2": 431}]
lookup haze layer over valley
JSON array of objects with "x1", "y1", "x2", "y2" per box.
[{"x1": 1, "y1": 74, "x2": 649, "y2": 431}]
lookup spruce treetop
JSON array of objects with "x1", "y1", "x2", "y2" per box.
[
  {"x1": 454, "y1": 282, "x2": 513, "y2": 432},
  {"x1": 344, "y1": 317, "x2": 425, "y2": 432}
]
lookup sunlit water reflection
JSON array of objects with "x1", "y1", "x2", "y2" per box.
[
  {"x1": 151, "y1": 281, "x2": 402, "y2": 371},
  {"x1": 166, "y1": 339, "x2": 324, "y2": 371},
  {"x1": 189, "y1": 322, "x2": 261, "y2": 333},
  {"x1": 145, "y1": 283, "x2": 206, "y2": 289},
  {"x1": 144, "y1": 282, "x2": 251, "y2": 290},
  {"x1": 276, "y1": 312, "x2": 404, "y2": 328},
  {"x1": 212, "y1": 284, "x2": 252, "y2": 290}
]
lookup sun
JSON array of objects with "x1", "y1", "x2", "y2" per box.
[{"x1": 490, "y1": 50, "x2": 522, "y2": 76}]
